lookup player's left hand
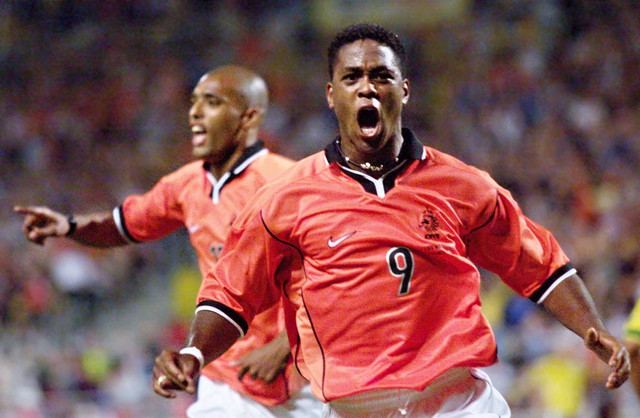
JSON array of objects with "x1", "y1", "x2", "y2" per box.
[
  {"x1": 584, "y1": 327, "x2": 630, "y2": 390},
  {"x1": 232, "y1": 333, "x2": 291, "y2": 384},
  {"x1": 152, "y1": 350, "x2": 199, "y2": 398}
]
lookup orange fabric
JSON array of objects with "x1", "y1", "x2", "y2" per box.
[
  {"x1": 199, "y1": 141, "x2": 570, "y2": 402},
  {"x1": 120, "y1": 149, "x2": 304, "y2": 406}
]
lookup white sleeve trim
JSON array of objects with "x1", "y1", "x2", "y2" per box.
[
  {"x1": 195, "y1": 305, "x2": 245, "y2": 338},
  {"x1": 112, "y1": 207, "x2": 135, "y2": 244},
  {"x1": 536, "y1": 267, "x2": 577, "y2": 304}
]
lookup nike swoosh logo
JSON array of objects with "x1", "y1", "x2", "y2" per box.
[{"x1": 328, "y1": 231, "x2": 357, "y2": 248}]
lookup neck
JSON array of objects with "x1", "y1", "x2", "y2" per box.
[
  {"x1": 206, "y1": 145, "x2": 246, "y2": 179},
  {"x1": 337, "y1": 139, "x2": 403, "y2": 178}
]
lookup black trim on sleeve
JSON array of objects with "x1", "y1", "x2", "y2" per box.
[
  {"x1": 196, "y1": 300, "x2": 249, "y2": 335},
  {"x1": 65, "y1": 214, "x2": 77, "y2": 237},
  {"x1": 116, "y1": 205, "x2": 140, "y2": 243},
  {"x1": 528, "y1": 262, "x2": 576, "y2": 304}
]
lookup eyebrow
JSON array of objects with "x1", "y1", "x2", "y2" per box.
[
  {"x1": 342, "y1": 65, "x2": 392, "y2": 74},
  {"x1": 340, "y1": 66, "x2": 363, "y2": 75},
  {"x1": 192, "y1": 92, "x2": 224, "y2": 101}
]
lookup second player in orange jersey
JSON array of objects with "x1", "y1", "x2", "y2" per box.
[{"x1": 16, "y1": 65, "x2": 322, "y2": 417}]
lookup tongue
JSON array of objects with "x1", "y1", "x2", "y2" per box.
[
  {"x1": 192, "y1": 134, "x2": 206, "y2": 146},
  {"x1": 360, "y1": 126, "x2": 377, "y2": 137}
]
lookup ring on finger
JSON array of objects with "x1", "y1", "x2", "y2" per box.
[{"x1": 157, "y1": 375, "x2": 168, "y2": 386}]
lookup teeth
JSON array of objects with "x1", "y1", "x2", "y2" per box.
[
  {"x1": 361, "y1": 127, "x2": 377, "y2": 136},
  {"x1": 191, "y1": 126, "x2": 205, "y2": 133}
]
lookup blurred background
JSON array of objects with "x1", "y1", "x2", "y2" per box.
[{"x1": 1, "y1": 0, "x2": 639, "y2": 416}]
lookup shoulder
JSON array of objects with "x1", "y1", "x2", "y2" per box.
[
  {"x1": 154, "y1": 160, "x2": 205, "y2": 191},
  {"x1": 263, "y1": 151, "x2": 329, "y2": 189},
  {"x1": 161, "y1": 160, "x2": 204, "y2": 178},
  {"x1": 260, "y1": 152, "x2": 296, "y2": 166},
  {"x1": 417, "y1": 147, "x2": 506, "y2": 228},
  {"x1": 249, "y1": 152, "x2": 296, "y2": 180},
  {"x1": 423, "y1": 146, "x2": 501, "y2": 192},
  {"x1": 234, "y1": 152, "x2": 329, "y2": 223}
]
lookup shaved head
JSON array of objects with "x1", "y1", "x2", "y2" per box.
[
  {"x1": 189, "y1": 65, "x2": 270, "y2": 174},
  {"x1": 204, "y1": 65, "x2": 269, "y2": 114}
]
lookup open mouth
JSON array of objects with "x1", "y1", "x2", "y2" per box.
[
  {"x1": 191, "y1": 125, "x2": 206, "y2": 146},
  {"x1": 357, "y1": 107, "x2": 380, "y2": 136}
]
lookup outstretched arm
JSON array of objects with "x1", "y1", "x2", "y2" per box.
[
  {"x1": 14, "y1": 205, "x2": 127, "y2": 247},
  {"x1": 153, "y1": 309, "x2": 241, "y2": 398},
  {"x1": 541, "y1": 273, "x2": 630, "y2": 390}
]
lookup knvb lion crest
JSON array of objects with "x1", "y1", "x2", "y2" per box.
[{"x1": 420, "y1": 207, "x2": 440, "y2": 239}]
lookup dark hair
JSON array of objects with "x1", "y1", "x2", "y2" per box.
[{"x1": 327, "y1": 23, "x2": 406, "y2": 79}]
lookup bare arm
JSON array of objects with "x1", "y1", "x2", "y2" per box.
[
  {"x1": 541, "y1": 273, "x2": 630, "y2": 389},
  {"x1": 14, "y1": 205, "x2": 127, "y2": 247},
  {"x1": 153, "y1": 309, "x2": 241, "y2": 398}
]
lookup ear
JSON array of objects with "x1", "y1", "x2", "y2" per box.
[
  {"x1": 402, "y1": 79, "x2": 410, "y2": 105},
  {"x1": 241, "y1": 108, "x2": 261, "y2": 129},
  {"x1": 326, "y1": 82, "x2": 334, "y2": 109}
]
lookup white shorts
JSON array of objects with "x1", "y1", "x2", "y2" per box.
[
  {"x1": 321, "y1": 368, "x2": 511, "y2": 418},
  {"x1": 186, "y1": 376, "x2": 324, "y2": 418}
]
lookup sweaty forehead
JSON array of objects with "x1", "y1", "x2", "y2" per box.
[{"x1": 335, "y1": 39, "x2": 400, "y2": 73}]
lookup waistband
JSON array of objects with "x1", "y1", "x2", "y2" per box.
[{"x1": 328, "y1": 367, "x2": 476, "y2": 413}]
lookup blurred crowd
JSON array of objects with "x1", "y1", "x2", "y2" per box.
[{"x1": 1, "y1": 0, "x2": 639, "y2": 416}]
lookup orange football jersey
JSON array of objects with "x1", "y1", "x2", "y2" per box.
[
  {"x1": 197, "y1": 129, "x2": 574, "y2": 402},
  {"x1": 114, "y1": 142, "x2": 303, "y2": 406}
]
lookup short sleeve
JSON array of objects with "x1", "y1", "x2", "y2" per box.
[
  {"x1": 465, "y1": 187, "x2": 571, "y2": 300},
  {"x1": 120, "y1": 177, "x2": 184, "y2": 242}
]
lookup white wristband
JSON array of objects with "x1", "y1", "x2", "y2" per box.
[{"x1": 179, "y1": 346, "x2": 204, "y2": 371}]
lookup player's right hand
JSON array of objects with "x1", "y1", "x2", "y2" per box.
[
  {"x1": 14, "y1": 205, "x2": 69, "y2": 245},
  {"x1": 153, "y1": 350, "x2": 199, "y2": 398}
]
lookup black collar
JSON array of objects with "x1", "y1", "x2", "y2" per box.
[
  {"x1": 324, "y1": 128, "x2": 424, "y2": 166},
  {"x1": 203, "y1": 140, "x2": 266, "y2": 175}
]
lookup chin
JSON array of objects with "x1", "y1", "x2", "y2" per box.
[
  {"x1": 359, "y1": 134, "x2": 386, "y2": 150},
  {"x1": 192, "y1": 147, "x2": 209, "y2": 159}
]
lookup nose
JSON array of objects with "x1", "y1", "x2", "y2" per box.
[
  {"x1": 358, "y1": 76, "x2": 377, "y2": 98},
  {"x1": 189, "y1": 100, "x2": 202, "y2": 121}
]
